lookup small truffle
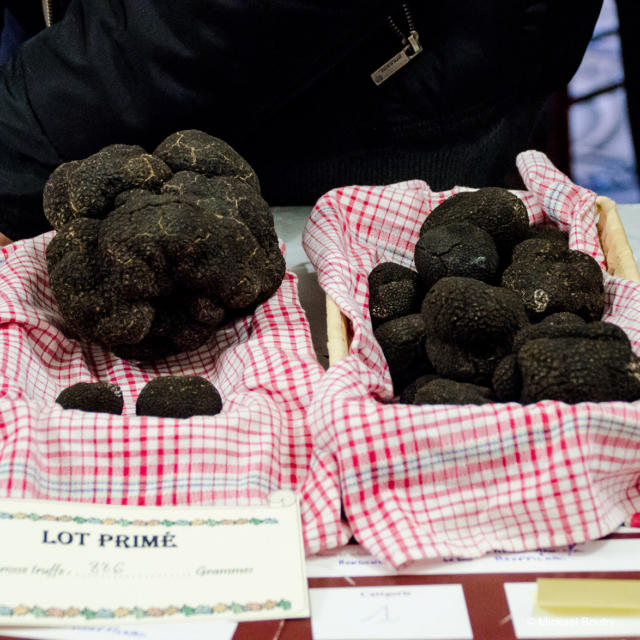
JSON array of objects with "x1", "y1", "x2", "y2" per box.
[
  {"x1": 412, "y1": 378, "x2": 495, "y2": 405},
  {"x1": 398, "y1": 374, "x2": 440, "y2": 404},
  {"x1": 136, "y1": 375, "x2": 222, "y2": 419},
  {"x1": 501, "y1": 238, "x2": 605, "y2": 321},
  {"x1": 511, "y1": 312, "x2": 586, "y2": 352},
  {"x1": 491, "y1": 354, "x2": 522, "y2": 402},
  {"x1": 420, "y1": 187, "x2": 530, "y2": 261},
  {"x1": 414, "y1": 222, "x2": 499, "y2": 289},
  {"x1": 56, "y1": 382, "x2": 123, "y2": 415},
  {"x1": 374, "y1": 314, "x2": 431, "y2": 393},
  {"x1": 368, "y1": 262, "x2": 426, "y2": 327},
  {"x1": 527, "y1": 225, "x2": 569, "y2": 247}
]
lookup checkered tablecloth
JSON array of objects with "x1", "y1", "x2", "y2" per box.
[
  {"x1": 0, "y1": 235, "x2": 351, "y2": 555},
  {"x1": 302, "y1": 150, "x2": 640, "y2": 568}
]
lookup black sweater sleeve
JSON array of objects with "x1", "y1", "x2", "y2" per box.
[{"x1": 0, "y1": 0, "x2": 391, "y2": 240}]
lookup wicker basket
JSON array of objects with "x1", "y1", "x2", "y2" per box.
[{"x1": 326, "y1": 196, "x2": 640, "y2": 365}]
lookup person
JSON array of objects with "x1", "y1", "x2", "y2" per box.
[{"x1": 0, "y1": 0, "x2": 603, "y2": 245}]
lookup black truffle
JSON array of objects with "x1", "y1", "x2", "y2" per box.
[
  {"x1": 136, "y1": 375, "x2": 223, "y2": 418},
  {"x1": 501, "y1": 238, "x2": 605, "y2": 321},
  {"x1": 511, "y1": 312, "x2": 586, "y2": 352},
  {"x1": 527, "y1": 225, "x2": 569, "y2": 247},
  {"x1": 368, "y1": 262, "x2": 426, "y2": 327},
  {"x1": 374, "y1": 314, "x2": 431, "y2": 393},
  {"x1": 493, "y1": 320, "x2": 640, "y2": 404},
  {"x1": 398, "y1": 374, "x2": 440, "y2": 404},
  {"x1": 44, "y1": 130, "x2": 285, "y2": 361},
  {"x1": 414, "y1": 222, "x2": 499, "y2": 289},
  {"x1": 56, "y1": 382, "x2": 123, "y2": 415},
  {"x1": 412, "y1": 378, "x2": 495, "y2": 405},
  {"x1": 43, "y1": 144, "x2": 172, "y2": 228},
  {"x1": 421, "y1": 276, "x2": 529, "y2": 384},
  {"x1": 420, "y1": 187, "x2": 530, "y2": 262},
  {"x1": 153, "y1": 129, "x2": 260, "y2": 192}
]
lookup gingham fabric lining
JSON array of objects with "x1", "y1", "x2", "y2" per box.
[
  {"x1": 0, "y1": 232, "x2": 351, "y2": 555},
  {"x1": 302, "y1": 150, "x2": 640, "y2": 569}
]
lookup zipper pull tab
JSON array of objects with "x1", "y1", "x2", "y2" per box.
[
  {"x1": 371, "y1": 30, "x2": 423, "y2": 86},
  {"x1": 406, "y1": 30, "x2": 422, "y2": 57}
]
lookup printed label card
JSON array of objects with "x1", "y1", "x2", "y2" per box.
[
  {"x1": 309, "y1": 585, "x2": 473, "y2": 640},
  {"x1": 0, "y1": 491, "x2": 309, "y2": 626}
]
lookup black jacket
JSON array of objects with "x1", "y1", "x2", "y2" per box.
[{"x1": 0, "y1": 0, "x2": 603, "y2": 240}]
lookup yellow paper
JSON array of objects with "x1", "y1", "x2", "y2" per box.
[{"x1": 537, "y1": 577, "x2": 640, "y2": 615}]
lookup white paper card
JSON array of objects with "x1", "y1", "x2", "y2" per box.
[
  {"x1": 0, "y1": 621, "x2": 237, "y2": 640},
  {"x1": 505, "y1": 582, "x2": 640, "y2": 638},
  {"x1": 309, "y1": 585, "x2": 473, "y2": 640},
  {"x1": 306, "y1": 538, "x2": 640, "y2": 577},
  {"x1": 0, "y1": 492, "x2": 308, "y2": 626}
]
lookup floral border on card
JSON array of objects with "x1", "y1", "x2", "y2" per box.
[
  {"x1": 0, "y1": 511, "x2": 278, "y2": 527},
  {"x1": 0, "y1": 599, "x2": 292, "y2": 620}
]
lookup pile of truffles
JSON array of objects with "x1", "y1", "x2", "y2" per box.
[
  {"x1": 56, "y1": 376, "x2": 222, "y2": 419},
  {"x1": 370, "y1": 187, "x2": 640, "y2": 405},
  {"x1": 44, "y1": 130, "x2": 285, "y2": 361}
]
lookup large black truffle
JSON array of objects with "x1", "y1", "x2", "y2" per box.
[
  {"x1": 501, "y1": 238, "x2": 605, "y2": 321},
  {"x1": 420, "y1": 187, "x2": 530, "y2": 262},
  {"x1": 368, "y1": 262, "x2": 426, "y2": 327},
  {"x1": 136, "y1": 375, "x2": 223, "y2": 418},
  {"x1": 422, "y1": 276, "x2": 529, "y2": 384},
  {"x1": 56, "y1": 381, "x2": 123, "y2": 415},
  {"x1": 44, "y1": 130, "x2": 285, "y2": 361},
  {"x1": 414, "y1": 222, "x2": 499, "y2": 289}
]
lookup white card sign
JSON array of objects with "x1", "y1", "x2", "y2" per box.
[
  {"x1": 309, "y1": 585, "x2": 473, "y2": 640},
  {"x1": 0, "y1": 491, "x2": 308, "y2": 626}
]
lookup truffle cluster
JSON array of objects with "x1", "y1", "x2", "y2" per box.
[
  {"x1": 44, "y1": 130, "x2": 285, "y2": 361},
  {"x1": 371, "y1": 187, "x2": 640, "y2": 405}
]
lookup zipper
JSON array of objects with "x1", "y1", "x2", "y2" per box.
[
  {"x1": 41, "y1": 0, "x2": 54, "y2": 27},
  {"x1": 371, "y1": 2, "x2": 423, "y2": 86}
]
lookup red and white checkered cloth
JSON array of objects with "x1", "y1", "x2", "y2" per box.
[
  {"x1": 303, "y1": 150, "x2": 640, "y2": 569},
  {"x1": 0, "y1": 235, "x2": 351, "y2": 555}
]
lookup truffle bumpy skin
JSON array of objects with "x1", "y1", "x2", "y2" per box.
[
  {"x1": 412, "y1": 378, "x2": 495, "y2": 405},
  {"x1": 414, "y1": 221, "x2": 499, "y2": 289},
  {"x1": 373, "y1": 313, "x2": 431, "y2": 394},
  {"x1": 493, "y1": 317, "x2": 640, "y2": 404},
  {"x1": 44, "y1": 130, "x2": 286, "y2": 360},
  {"x1": 55, "y1": 381, "x2": 124, "y2": 415},
  {"x1": 368, "y1": 262, "x2": 426, "y2": 327},
  {"x1": 421, "y1": 276, "x2": 529, "y2": 384},
  {"x1": 501, "y1": 238, "x2": 605, "y2": 321},
  {"x1": 135, "y1": 375, "x2": 223, "y2": 419},
  {"x1": 419, "y1": 187, "x2": 530, "y2": 261}
]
